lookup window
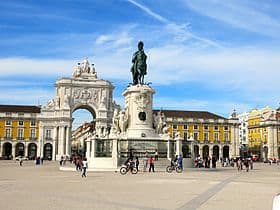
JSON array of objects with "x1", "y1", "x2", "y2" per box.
[
  {"x1": 5, "y1": 128, "x2": 11, "y2": 138},
  {"x1": 184, "y1": 132, "x2": 188, "y2": 140},
  {"x1": 224, "y1": 133, "x2": 229, "y2": 141},
  {"x1": 18, "y1": 113, "x2": 24, "y2": 117},
  {"x1": 224, "y1": 126, "x2": 228, "y2": 131},
  {"x1": 194, "y1": 132, "x2": 198, "y2": 140},
  {"x1": 18, "y1": 120, "x2": 24, "y2": 126},
  {"x1": 172, "y1": 124, "x2": 177, "y2": 130},
  {"x1": 214, "y1": 132, "x2": 219, "y2": 141},
  {"x1": 214, "y1": 126, "x2": 218, "y2": 131},
  {"x1": 5, "y1": 112, "x2": 11, "y2": 117},
  {"x1": 204, "y1": 132, "x2": 209, "y2": 141},
  {"x1": 204, "y1": 125, "x2": 208, "y2": 130},
  {"x1": 183, "y1": 124, "x2": 188, "y2": 130},
  {"x1": 172, "y1": 132, "x2": 176, "y2": 138},
  {"x1": 30, "y1": 128, "x2": 36, "y2": 139},
  {"x1": 5, "y1": 120, "x2": 11, "y2": 126},
  {"x1": 30, "y1": 120, "x2": 36, "y2": 127},
  {"x1": 194, "y1": 125, "x2": 198, "y2": 130},
  {"x1": 46, "y1": 129, "x2": 52, "y2": 139},
  {"x1": 18, "y1": 128, "x2": 24, "y2": 139}
]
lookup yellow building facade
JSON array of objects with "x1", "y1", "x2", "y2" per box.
[
  {"x1": 0, "y1": 105, "x2": 41, "y2": 159},
  {"x1": 158, "y1": 110, "x2": 240, "y2": 159},
  {"x1": 246, "y1": 106, "x2": 280, "y2": 160}
]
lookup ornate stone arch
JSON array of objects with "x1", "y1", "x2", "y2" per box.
[{"x1": 40, "y1": 59, "x2": 116, "y2": 160}]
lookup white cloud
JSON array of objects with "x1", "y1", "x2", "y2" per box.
[
  {"x1": 126, "y1": 0, "x2": 222, "y2": 48},
  {"x1": 183, "y1": 0, "x2": 280, "y2": 37},
  {"x1": 0, "y1": 57, "x2": 75, "y2": 77}
]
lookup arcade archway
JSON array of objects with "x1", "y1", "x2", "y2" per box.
[
  {"x1": 2, "y1": 142, "x2": 12, "y2": 159},
  {"x1": 213, "y1": 145, "x2": 219, "y2": 159},
  {"x1": 28, "y1": 143, "x2": 37, "y2": 160},
  {"x1": 44, "y1": 143, "x2": 53, "y2": 160},
  {"x1": 202, "y1": 145, "x2": 209, "y2": 159},
  {"x1": 223, "y1": 146, "x2": 229, "y2": 158},
  {"x1": 15, "y1": 143, "x2": 25, "y2": 157},
  {"x1": 194, "y1": 145, "x2": 199, "y2": 158},
  {"x1": 182, "y1": 142, "x2": 190, "y2": 158}
]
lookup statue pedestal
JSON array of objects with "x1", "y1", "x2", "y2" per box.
[{"x1": 123, "y1": 84, "x2": 158, "y2": 138}]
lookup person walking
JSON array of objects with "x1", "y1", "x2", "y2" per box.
[
  {"x1": 148, "y1": 156, "x2": 155, "y2": 172},
  {"x1": 178, "y1": 154, "x2": 183, "y2": 170},
  {"x1": 19, "y1": 157, "x2": 23, "y2": 166},
  {"x1": 155, "y1": 149, "x2": 158, "y2": 161},
  {"x1": 81, "y1": 158, "x2": 88, "y2": 178},
  {"x1": 135, "y1": 156, "x2": 139, "y2": 171}
]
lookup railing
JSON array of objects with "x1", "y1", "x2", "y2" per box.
[{"x1": 17, "y1": 137, "x2": 24, "y2": 140}]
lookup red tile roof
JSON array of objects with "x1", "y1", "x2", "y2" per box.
[
  {"x1": 0, "y1": 105, "x2": 41, "y2": 113},
  {"x1": 153, "y1": 110, "x2": 226, "y2": 120}
]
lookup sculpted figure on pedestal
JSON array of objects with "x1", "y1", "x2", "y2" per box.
[{"x1": 130, "y1": 41, "x2": 147, "y2": 85}]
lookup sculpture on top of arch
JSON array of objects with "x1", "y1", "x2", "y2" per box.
[{"x1": 73, "y1": 58, "x2": 97, "y2": 79}]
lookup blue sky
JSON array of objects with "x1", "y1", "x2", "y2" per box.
[{"x1": 0, "y1": 0, "x2": 280, "y2": 127}]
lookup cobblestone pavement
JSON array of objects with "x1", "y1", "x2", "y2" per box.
[{"x1": 0, "y1": 161, "x2": 279, "y2": 210}]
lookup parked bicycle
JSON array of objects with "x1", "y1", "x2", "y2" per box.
[{"x1": 166, "y1": 163, "x2": 183, "y2": 173}]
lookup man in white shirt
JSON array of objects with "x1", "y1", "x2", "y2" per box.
[{"x1": 82, "y1": 158, "x2": 88, "y2": 178}]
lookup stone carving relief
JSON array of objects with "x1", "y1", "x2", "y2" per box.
[
  {"x1": 134, "y1": 93, "x2": 150, "y2": 111},
  {"x1": 111, "y1": 108, "x2": 128, "y2": 135},
  {"x1": 44, "y1": 98, "x2": 55, "y2": 110},
  {"x1": 153, "y1": 111, "x2": 166, "y2": 134}
]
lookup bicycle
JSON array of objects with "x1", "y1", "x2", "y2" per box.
[
  {"x1": 166, "y1": 164, "x2": 183, "y2": 173},
  {"x1": 120, "y1": 163, "x2": 138, "y2": 175}
]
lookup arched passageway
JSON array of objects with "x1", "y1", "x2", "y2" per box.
[
  {"x1": 15, "y1": 143, "x2": 25, "y2": 157},
  {"x1": 223, "y1": 146, "x2": 229, "y2": 159},
  {"x1": 2, "y1": 142, "x2": 12, "y2": 159},
  {"x1": 194, "y1": 145, "x2": 199, "y2": 158},
  {"x1": 213, "y1": 145, "x2": 219, "y2": 159},
  {"x1": 28, "y1": 143, "x2": 37, "y2": 160},
  {"x1": 202, "y1": 145, "x2": 209, "y2": 159},
  {"x1": 182, "y1": 142, "x2": 190, "y2": 158},
  {"x1": 44, "y1": 143, "x2": 53, "y2": 160}
]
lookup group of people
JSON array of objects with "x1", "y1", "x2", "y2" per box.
[
  {"x1": 71, "y1": 155, "x2": 88, "y2": 177},
  {"x1": 194, "y1": 155, "x2": 217, "y2": 168},
  {"x1": 236, "y1": 157, "x2": 253, "y2": 172},
  {"x1": 124, "y1": 150, "x2": 159, "y2": 173}
]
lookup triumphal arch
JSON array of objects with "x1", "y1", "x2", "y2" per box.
[{"x1": 39, "y1": 58, "x2": 117, "y2": 160}]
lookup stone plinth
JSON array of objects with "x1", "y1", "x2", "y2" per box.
[{"x1": 123, "y1": 84, "x2": 157, "y2": 138}]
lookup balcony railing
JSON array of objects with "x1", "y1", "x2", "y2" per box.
[
  {"x1": 29, "y1": 137, "x2": 38, "y2": 141},
  {"x1": 4, "y1": 136, "x2": 12, "y2": 140},
  {"x1": 44, "y1": 137, "x2": 53, "y2": 141},
  {"x1": 17, "y1": 137, "x2": 25, "y2": 140}
]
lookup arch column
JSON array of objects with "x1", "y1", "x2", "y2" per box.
[
  {"x1": 38, "y1": 126, "x2": 44, "y2": 157},
  {"x1": 52, "y1": 126, "x2": 57, "y2": 160},
  {"x1": 65, "y1": 126, "x2": 70, "y2": 156},
  {"x1": 209, "y1": 145, "x2": 213, "y2": 156},
  {"x1": 24, "y1": 142, "x2": 28, "y2": 157},
  {"x1": 58, "y1": 126, "x2": 65, "y2": 157},
  {"x1": 199, "y1": 146, "x2": 203, "y2": 157},
  {"x1": 12, "y1": 143, "x2": 16, "y2": 159}
]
